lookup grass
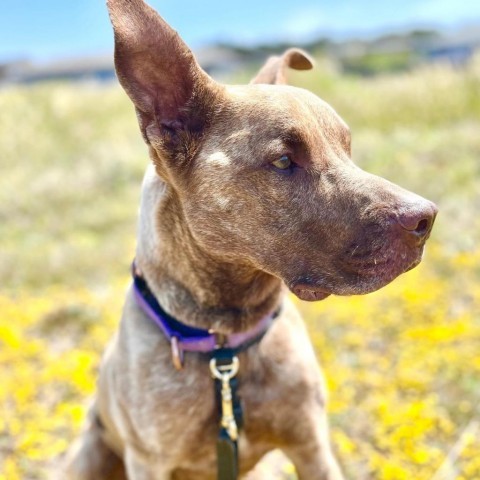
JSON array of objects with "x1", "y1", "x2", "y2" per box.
[{"x1": 1, "y1": 56, "x2": 479, "y2": 479}]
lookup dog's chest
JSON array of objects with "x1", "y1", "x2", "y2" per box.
[{"x1": 119, "y1": 358, "x2": 277, "y2": 475}]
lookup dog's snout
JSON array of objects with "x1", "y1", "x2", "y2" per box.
[{"x1": 397, "y1": 201, "x2": 438, "y2": 240}]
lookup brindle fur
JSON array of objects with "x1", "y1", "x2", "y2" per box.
[{"x1": 64, "y1": 1, "x2": 437, "y2": 479}]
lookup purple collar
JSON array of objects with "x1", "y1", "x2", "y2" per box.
[{"x1": 132, "y1": 264, "x2": 278, "y2": 369}]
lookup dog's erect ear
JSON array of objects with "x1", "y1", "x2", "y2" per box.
[
  {"x1": 106, "y1": 0, "x2": 218, "y2": 145},
  {"x1": 250, "y1": 48, "x2": 314, "y2": 85}
]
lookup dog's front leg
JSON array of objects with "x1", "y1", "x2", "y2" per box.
[
  {"x1": 283, "y1": 411, "x2": 345, "y2": 480},
  {"x1": 124, "y1": 447, "x2": 170, "y2": 480}
]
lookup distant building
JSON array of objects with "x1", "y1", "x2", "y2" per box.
[
  {"x1": 425, "y1": 26, "x2": 480, "y2": 67},
  {"x1": 0, "y1": 55, "x2": 116, "y2": 84},
  {"x1": 426, "y1": 44, "x2": 475, "y2": 67}
]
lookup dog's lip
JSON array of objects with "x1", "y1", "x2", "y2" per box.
[
  {"x1": 347, "y1": 258, "x2": 393, "y2": 276},
  {"x1": 290, "y1": 283, "x2": 331, "y2": 302}
]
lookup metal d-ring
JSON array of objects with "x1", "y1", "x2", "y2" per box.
[
  {"x1": 170, "y1": 336, "x2": 184, "y2": 370},
  {"x1": 209, "y1": 356, "x2": 239, "y2": 380}
]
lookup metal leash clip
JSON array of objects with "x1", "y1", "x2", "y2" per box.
[{"x1": 209, "y1": 356, "x2": 240, "y2": 441}]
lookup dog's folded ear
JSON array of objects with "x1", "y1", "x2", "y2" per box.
[
  {"x1": 107, "y1": 0, "x2": 219, "y2": 146},
  {"x1": 250, "y1": 48, "x2": 314, "y2": 85}
]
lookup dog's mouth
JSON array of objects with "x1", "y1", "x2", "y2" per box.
[{"x1": 288, "y1": 245, "x2": 425, "y2": 302}]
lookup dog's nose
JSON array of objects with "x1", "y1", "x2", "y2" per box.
[{"x1": 397, "y1": 200, "x2": 438, "y2": 240}]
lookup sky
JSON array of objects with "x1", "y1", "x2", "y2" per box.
[{"x1": 1, "y1": 0, "x2": 480, "y2": 63}]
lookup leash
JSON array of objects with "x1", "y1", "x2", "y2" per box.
[
  {"x1": 131, "y1": 262, "x2": 278, "y2": 480},
  {"x1": 210, "y1": 351, "x2": 241, "y2": 480}
]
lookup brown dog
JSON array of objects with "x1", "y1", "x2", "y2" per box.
[{"x1": 64, "y1": 0, "x2": 437, "y2": 479}]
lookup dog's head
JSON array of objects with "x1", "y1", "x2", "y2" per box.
[{"x1": 107, "y1": 0, "x2": 437, "y2": 301}]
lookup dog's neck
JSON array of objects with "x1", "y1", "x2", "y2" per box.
[{"x1": 135, "y1": 165, "x2": 283, "y2": 334}]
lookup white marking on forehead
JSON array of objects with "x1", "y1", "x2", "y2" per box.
[
  {"x1": 214, "y1": 195, "x2": 231, "y2": 210},
  {"x1": 205, "y1": 151, "x2": 231, "y2": 166}
]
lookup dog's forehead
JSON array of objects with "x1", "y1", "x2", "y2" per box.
[
  {"x1": 202, "y1": 84, "x2": 351, "y2": 162},
  {"x1": 223, "y1": 84, "x2": 348, "y2": 133}
]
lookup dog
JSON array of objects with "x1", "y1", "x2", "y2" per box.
[{"x1": 64, "y1": 0, "x2": 437, "y2": 479}]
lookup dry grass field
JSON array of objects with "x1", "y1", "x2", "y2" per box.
[{"x1": 1, "y1": 56, "x2": 479, "y2": 479}]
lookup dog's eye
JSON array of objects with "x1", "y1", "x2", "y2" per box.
[{"x1": 271, "y1": 155, "x2": 292, "y2": 170}]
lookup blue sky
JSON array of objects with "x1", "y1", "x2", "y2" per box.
[{"x1": 1, "y1": 0, "x2": 480, "y2": 62}]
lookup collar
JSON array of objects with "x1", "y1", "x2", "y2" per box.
[{"x1": 131, "y1": 262, "x2": 278, "y2": 369}]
